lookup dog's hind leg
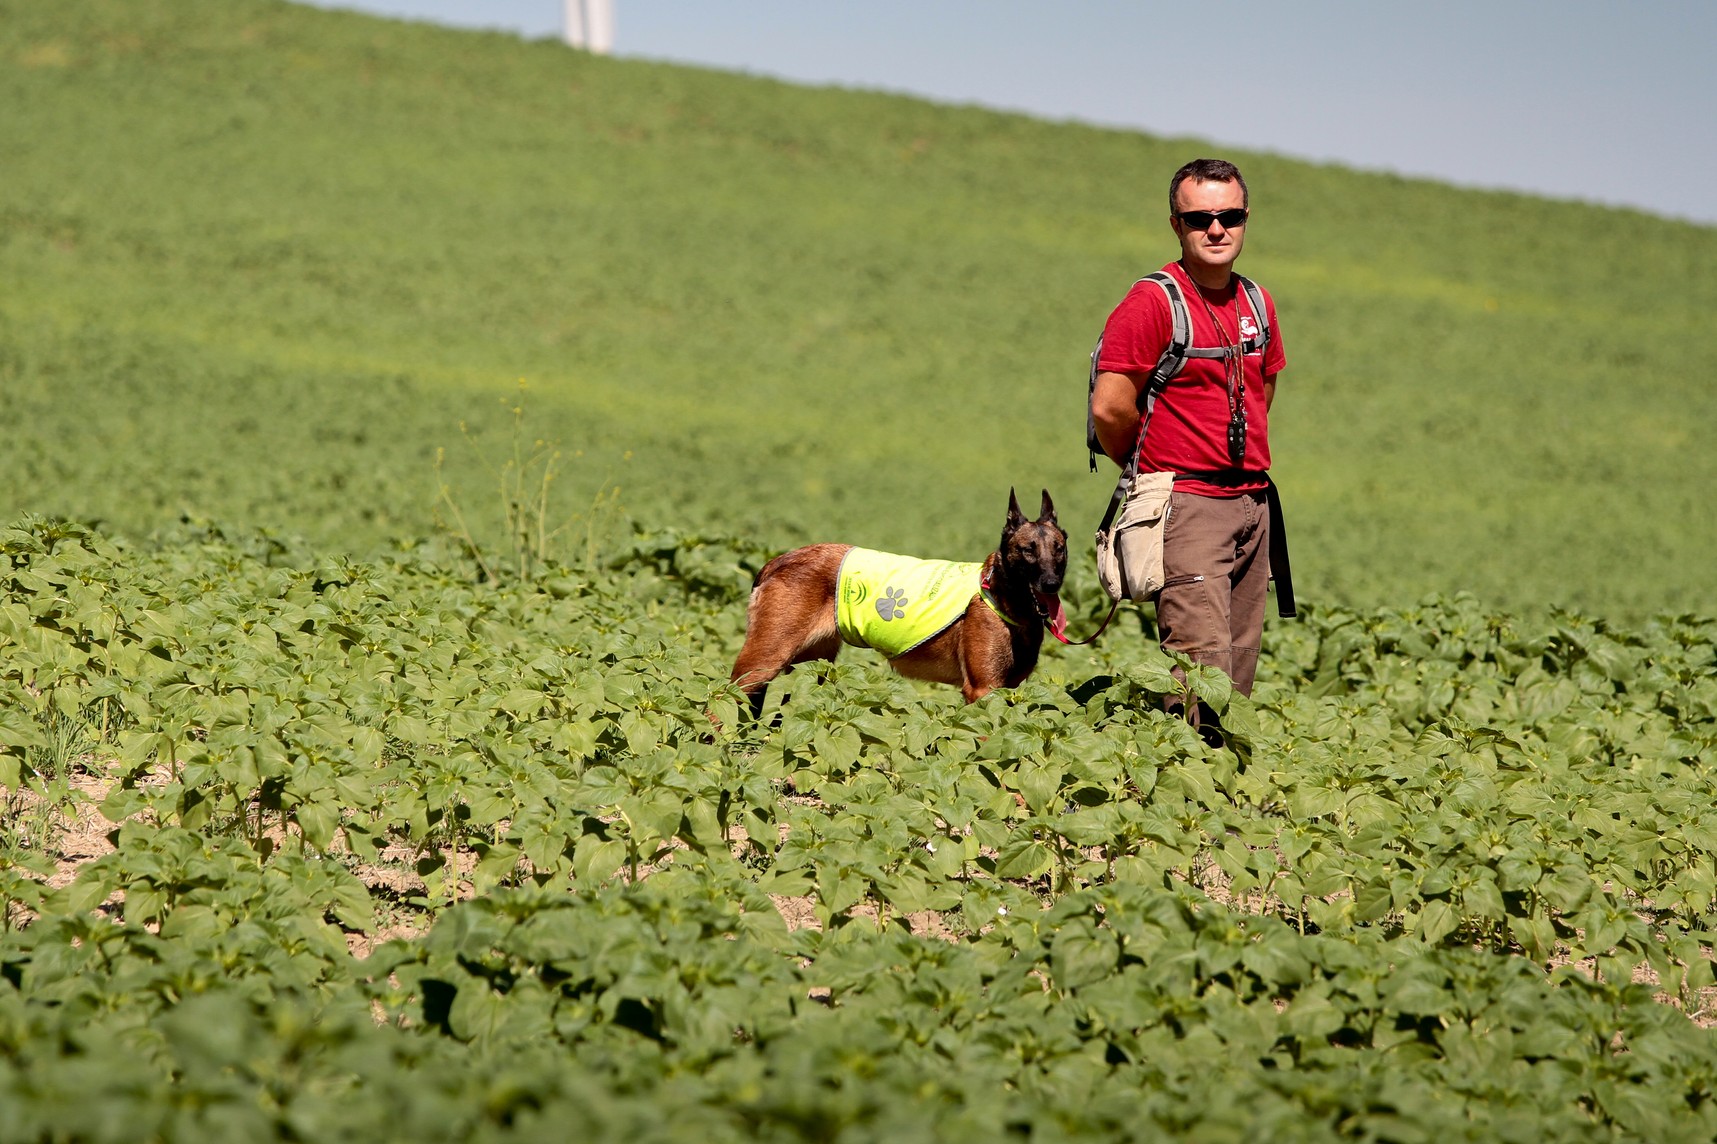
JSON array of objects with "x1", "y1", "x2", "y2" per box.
[
  {"x1": 730, "y1": 544, "x2": 848, "y2": 719},
  {"x1": 731, "y1": 627, "x2": 840, "y2": 719},
  {"x1": 731, "y1": 609, "x2": 842, "y2": 720}
]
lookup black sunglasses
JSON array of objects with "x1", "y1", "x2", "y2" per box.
[{"x1": 1174, "y1": 208, "x2": 1249, "y2": 230}]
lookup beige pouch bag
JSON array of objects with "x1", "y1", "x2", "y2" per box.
[{"x1": 1095, "y1": 470, "x2": 1175, "y2": 602}]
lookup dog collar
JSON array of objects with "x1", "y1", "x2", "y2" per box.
[
  {"x1": 978, "y1": 566, "x2": 1022, "y2": 628},
  {"x1": 981, "y1": 566, "x2": 1073, "y2": 642}
]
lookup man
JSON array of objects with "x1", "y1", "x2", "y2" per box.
[{"x1": 1089, "y1": 158, "x2": 1287, "y2": 729}]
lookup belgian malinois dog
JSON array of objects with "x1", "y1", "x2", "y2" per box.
[{"x1": 731, "y1": 489, "x2": 1067, "y2": 715}]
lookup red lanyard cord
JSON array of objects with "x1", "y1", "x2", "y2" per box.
[{"x1": 1189, "y1": 281, "x2": 1248, "y2": 467}]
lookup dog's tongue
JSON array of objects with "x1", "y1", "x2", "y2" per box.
[{"x1": 1038, "y1": 592, "x2": 1067, "y2": 640}]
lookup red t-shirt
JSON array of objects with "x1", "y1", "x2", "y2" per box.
[{"x1": 1097, "y1": 261, "x2": 1286, "y2": 497}]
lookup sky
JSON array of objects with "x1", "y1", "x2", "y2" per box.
[{"x1": 295, "y1": 0, "x2": 1717, "y2": 225}]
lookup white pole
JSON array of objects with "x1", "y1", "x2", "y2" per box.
[
  {"x1": 563, "y1": 0, "x2": 586, "y2": 48},
  {"x1": 586, "y1": 0, "x2": 614, "y2": 54}
]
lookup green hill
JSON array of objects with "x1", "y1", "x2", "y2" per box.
[{"x1": 2, "y1": 0, "x2": 1713, "y2": 617}]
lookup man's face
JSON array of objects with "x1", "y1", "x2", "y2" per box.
[{"x1": 1171, "y1": 178, "x2": 1247, "y2": 277}]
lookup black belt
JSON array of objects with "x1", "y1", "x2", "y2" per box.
[{"x1": 1175, "y1": 469, "x2": 1266, "y2": 488}]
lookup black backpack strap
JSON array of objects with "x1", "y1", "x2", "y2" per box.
[
  {"x1": 1094, "y1": 274, "x2": 1188, "y2": 526},
  {"x1": 1085, "y1": 333, "x2": 1105, "y2": 471},
  {"x1": 1088, "y1": 272, "x2": 1190, "y2": 471}
]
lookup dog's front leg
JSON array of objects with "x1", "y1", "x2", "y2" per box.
[
  {"x1": 956, "y1": 620, "x2": 1012, "y2": 704},
  {"x1": 960, "y1": 678, "x2": 994, "y2": 704}
]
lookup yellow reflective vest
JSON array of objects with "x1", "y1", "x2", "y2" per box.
[{"x1": 835, "y1": 548, "x2": 980, "y2": 658}]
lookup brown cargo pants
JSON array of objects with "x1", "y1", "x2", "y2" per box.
[{"x1": 1158, "y1": 489, "x2": 1271, "y2": 711}]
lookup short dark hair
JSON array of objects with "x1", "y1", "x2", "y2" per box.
[{"x1": 1169, "y1": 158, "x2": 1249, "y2": 213}]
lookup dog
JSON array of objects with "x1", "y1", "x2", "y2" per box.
[{"x1": 731, "y1": 489, "x2": 1067, "y2": 714}]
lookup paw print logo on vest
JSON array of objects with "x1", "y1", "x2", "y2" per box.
[{"x1": 876, "y1": 586, "x2": 909, "y2": 622}]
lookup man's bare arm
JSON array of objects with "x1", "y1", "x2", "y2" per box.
[{"x1": 1091, "y1": 370, "x2": 1147, "y2": 466}]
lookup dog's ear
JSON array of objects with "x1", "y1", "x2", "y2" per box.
[
  {"x1": 1006, "y1": 487, "x2": 1025, "y2": 532},
  {"x1": 1039, "y1": 489, "x2": 1058, "y2": 527}
]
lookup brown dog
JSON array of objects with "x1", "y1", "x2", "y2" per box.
[{"x1": 731, "y1": 489, "x2": 1067, "y2": 714}]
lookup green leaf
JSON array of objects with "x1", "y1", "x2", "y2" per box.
[
  {"x1": 448, "y1": 979, "x2": 508, "y2": 1042},
  {"x1": 1016, "y1": 761, "x2": 1061, "y2": 816},
  {"x1": 1462, "y1": 877, "x2": 1505, "y2": 920},
  {"x1": 99, "y1": 785, "x2": 149, "y2": 823},
  {"x1": 552, "y1": 720, "x2": 600, "y2": 759},
  {"x1": 1184, "y1": 664, "x2": 1233, "y2": 713},
  {"x1": 815, "y1": 866, "x2": 866, "y2": 916},
  {"x1": 994, "y1": 835, "x2": 1054, "y2": 880},
  {"x1": 1382, "y1": 968, "x2": 1450, "y2": 1017},
  {"x1": 1353, "y1": 878, "x2": 1393, "y2": 923},
  {"x1": 470, "y1": 842, "x2": 521, "y2": 894},
  {"x1": 1282, "y1": 987, "x2": 1346, "y2": 1040},
  {"x1": 879, "y1": 872, "x2": 956, "y2": 915},
  {"x1": 295, "y1": 799, "x2": 339, "y2": 850},
  {"x1": 1541, "y1": 865, "x2": 1593, "y2": 913},
  {"x1": 573, "y1": 836, "x2": 626, "y2": 885},
  {"x1": 1049, "y1": 922, "x2": 1117, "y2": 990},
  {"x1": 1414, "y1": 900, "x2": 1460, "y2": 945}
]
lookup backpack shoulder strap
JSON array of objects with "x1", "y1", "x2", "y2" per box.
[
  {"x1": 1173, "y1": 273, "x2": 1271, "y2": 358},
  {"x1": 1233, "y1": 273, "x2": 1271, "y2": 357},
  {"x1": 1087, "y1": 271, "x2": 1192, "y2": 470},
  {"x1": 1141, "y1": 271, "x2": 1193, "y2": 369}
]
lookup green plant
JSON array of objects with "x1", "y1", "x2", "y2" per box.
[
  {"x1": 23, "y1": 706, "x2": 97, "y2": 784},
  {"x1": 434, "y1": 384, "x2": 625, "y2": 583},
  {"x1": 0, "y1": 513, "x2": 1714, "y2": 1136}
]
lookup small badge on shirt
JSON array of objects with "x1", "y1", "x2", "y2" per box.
[{"x1": 1239, "y1": 315, "x2": 1260, "y2": 339}]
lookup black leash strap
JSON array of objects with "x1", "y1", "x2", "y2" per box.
[{"x1": 1265, "y1": 474, "x2": 1295, "y2": 618}]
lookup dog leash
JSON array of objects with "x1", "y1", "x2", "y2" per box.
[
  {"x1": 1046, "y1": 600, "x2": 1120, "y2": 646},
  {"x1": 982, "y1": 567, "x2": 1120, "y2": 647}
]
